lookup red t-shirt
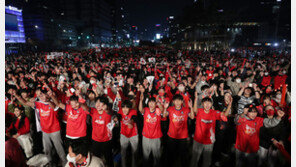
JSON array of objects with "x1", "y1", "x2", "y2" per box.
[
  {"x1": 8, "y1": 117, "x2": 30, "y2": 135},
  {"x1": 261, "y1": 75, "x2": 271, "y2": 87},
  {"x1": 90, "y1": 108, "x2": 113, "y2": 142},
  {"x1": 58, "y1": 94, "x2": 70, "y2": 123},
  {"x1": 235, "y1": 117, "x2": 264, "y2": 153},
  {"x1": 167, "y1": 106, "x2": 190, "y2": 139},
  {"x1": 118, "y1": 108, "x2": 138, "y2": 138},
  {"x1": 5, "y1": 97, "x2": 11, "y2": 114},
  {"x1": 142, "y1": 107, "x2": 163, "y2": 139},
  {"x1": 274, "y1": 75, "x2": 287, "y2": 90},
  {"x1": 35, "y1": 101, "x2": 60, "y2": 133},
  {"x1": 194, "y1": 108, "x2": 222, "y2": 144},
  {"x1": 65, "y1": 104, "x2": 89, "y2": 138}
]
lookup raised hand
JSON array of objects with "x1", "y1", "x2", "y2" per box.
[
  {"x1": 277, "y1": 109, "x2": 285, "y2": 118},
  {"x1": 140, "y1": 93, "x2": 144, "y2": 101},
  {"x1": 164, "y1": 101, "x2": 170, "y2": 109},
  {"x1": 188, "y1": 99, "x2": 193, "y2": 108}
]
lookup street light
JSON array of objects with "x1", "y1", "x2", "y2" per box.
[{"x1": 35, "y1": 25, "x2": 38, "y2": 29}]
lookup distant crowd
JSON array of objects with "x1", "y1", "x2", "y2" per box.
[{"x1": 5, "y1": 47, "x2": 291, "y2": 167}]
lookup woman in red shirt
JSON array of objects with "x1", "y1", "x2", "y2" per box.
[
  {"x1": 7, "y1": 104, "x2": 33, "y2": 158},
  {"x1": 235, "y1": 104, "x2": 285, "y2": 167},
  {"x1": 90, "y1": 96, "x2": 115, "y2": 167}
]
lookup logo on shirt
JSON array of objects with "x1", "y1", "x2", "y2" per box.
[
  {"x1": 68, "y1": 114, "x2": 79, "y2": 120},
  {"x1": 122, "y1": 117, "x2": 131, "y2": 125},
  {"x1": 95, "y1": 119, "x2": 105, "y2": 125},
  {"x1": 201, "y1": 119, "x2": 213, "y2": 124},
  {"x1": 172, "y1": 114, "x2": 185, "y2": 123},
  {"x1": 244, "y1": 124, "x2": 256, "y2": 136},
  {"x1": 40, "y1": 109, "x2": 50, "y2": 117},
  {"x1": 146, "y1": 114, "x2": 157, "y2": 124}
]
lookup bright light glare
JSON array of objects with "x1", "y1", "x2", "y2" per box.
[{"x1": 156, "y1": 34, "x2": 161, "y2": 39}]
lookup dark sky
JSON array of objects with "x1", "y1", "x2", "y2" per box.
[{"x1": 126, "y1": 0, "x2": 193, "y2": 31}]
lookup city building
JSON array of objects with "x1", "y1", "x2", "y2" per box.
[{"x1": 5, "y1": 5, "x2": 26, "y2": 54}]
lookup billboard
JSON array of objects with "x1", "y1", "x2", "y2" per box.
[
  {"x1": 5, "y1": 14, "x2": 18, "y2": 31},
  {"x1": 5, "y1": 6, "x2": 25, "y2": 43}
]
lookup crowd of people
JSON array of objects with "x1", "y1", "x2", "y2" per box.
[{"x1": 5, "y1": 46, "x2": 291, "y2": 167}]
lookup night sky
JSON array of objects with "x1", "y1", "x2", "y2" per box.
[{"x1": 126, "y1": 0, "x2": 193, "y2": 31}]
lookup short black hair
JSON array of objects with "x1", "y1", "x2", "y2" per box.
[
  {"x1": 201, "y1": 85, "x2": 210, "y2": 92},
  {"x1": 121, "y1": 100, "x2": 132, "y2": 108},
  {"x1": 201, "y1": 97, "x2": 213, "y2": 103},
  {"x1": 68, "y1": 140, "x2": 88, "y2": 157},
  {"x1": 172, "y1": 94, "x2": 183, "y2": 101},
  {"x1": 96, "y1": 96, "x2": 109, "y2": 105},
  {"x1": 245, "y1": 103, "x2": 257, "y2": 112},
  {"x1": 69, "y1": 95, "x2": 79, "y2": 102},
  {"x1": 148, "y1": 97, "x2": 156, "y2": 103}
]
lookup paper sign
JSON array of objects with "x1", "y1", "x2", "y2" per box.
[
  {"x1": 146, "y1": 76, "x2": 155, "y2": 84},
  {"x1": 140, "y1": 58, "x2": 146, "y2": 65}
]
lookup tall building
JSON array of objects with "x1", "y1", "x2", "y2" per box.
[
  {"x1": 113, "y1": 0, "x2": 131, "y2": 45},
  {"x1": 167, "y1": 16, "x2": 178, "y2": 41},
  {"x1": 61, "y1": 0, "x2": 116, "y2": 46},
  {"x1": 6, "y1": 0, "x2": 117, "y2": 50}
]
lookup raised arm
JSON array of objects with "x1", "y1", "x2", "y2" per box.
[
  {"x1": 163, "y1": 101, "x2": 169, "y2": 118},
  {"x1": 138, "y1": 92, "x2": 144, "y2": 114},
  {"x1": 13, "y1": 92, "x2": 35, "y2": 108},
  {"x1": 48, "y1": 90, "x2": 66, "y2": 110},
  {"x1": 238, "y1": 83, "x2": 248, "y2": 97},
  {"x1": 263, "y1": 109, "x2": 285, "y2": 128}
]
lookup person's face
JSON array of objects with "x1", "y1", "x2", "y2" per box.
[
  {"x1": 188, "y1": 77, "x2": 192, "y2": 83},
  {"x1": 40, "y1": 93, "x2": 49, "y2": 102},
  {"x1": 95, "y1": 100, "x2": 105, "y2": 111},
  {"x1": 263, "y1": 98, "x2": 271, "y2": 106},
  {"x1": 201, "y1": 76, "x2": 206, "y2": 81},
  {"x1": 158, "y1": 89, "x2": 165, "y2": 96},
  {"x1": 8, "y1": 88, "x2": 15, "y2": 95},
  {"x1": 202, "y1": 101, "x2": 212, "y2": 111},
  {"x1": 68, "y1": 146, "x2": 82, "y2": 163},
  {"x1": 224, "y1": 93, "x2": 231, "y2": 104},
  {"x1": 244, "y1": 88, "x2": 251, "y2": 96},
  {"x1": 41, "y1": 75, "x2": 46, "y2": 81},
  {"x1": 88, "y1": 93, "x2": 95, "y2": 100},
  {"x1": 247, "y1": 111, "x2": 258, "y2": 120},
  {"x1": 21, "y1": 92, "x2": 28, "y2": 99},
  {"x1": 173, "y1": 99, "x2": 183, "y2": 108},
  {"x1": 127, "y1": 78, "x2": 134, "y2": 84},
  {"x1": 148, "y1": 101, "x2": 156, "y2": 110},
  {"x1": 122, "y1": 106, "x2": 130, "y2": 115},
  {"x1": 232, "y1": 71, "x2": 237, "y2": 76},
  {"x1": 70, "y1": 100, "x2": 80, "y2": 110},
  {"x1": 265, "y1": 105, "x2": 275, "y2": 118},
  {"x1": 143, "y1": 79, "x2": 148, "y2": 85},
  {"x1": 14, "y1": 108, "x2": 22, "y2": 118}
]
